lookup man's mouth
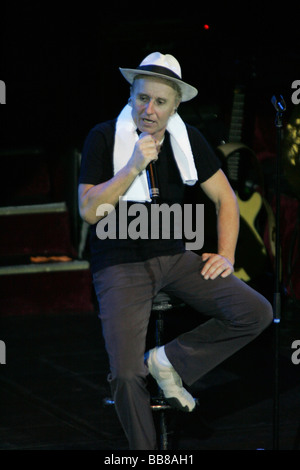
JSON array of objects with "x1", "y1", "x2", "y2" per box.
[{"x1": 142, "y1": 118, "x2": 155, "y2": 124}]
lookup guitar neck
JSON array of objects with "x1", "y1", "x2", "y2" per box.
[{"x1": 228, "y1": 88, "x2": 245, "y2": 143}]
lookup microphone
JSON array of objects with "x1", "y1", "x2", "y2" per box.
[
  {"x1": 138, "y1": 132, "x2": 160, "y2": 202},
  {"x1": 271, "y1": 95, "x2": 286, "y2": 112},
  {"x1": 146, "y1": 161, "x2": 160, "y2": 202}
]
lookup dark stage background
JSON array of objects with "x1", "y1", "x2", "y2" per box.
[
  {"x1": 1, "y1": 7, "x2": 300, "y2": 149},
  {"x1": 1, "y1": 5, "x2": 300, "y2": 452},
  {"x1": 1, "y1": 6, "x2": 300, "y2": 299}
]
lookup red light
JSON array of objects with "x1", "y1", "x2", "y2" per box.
[{"x1": 203, "y1": 24, "x2": 210, "y2": 30}]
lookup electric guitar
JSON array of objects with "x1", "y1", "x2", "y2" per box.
[{"x1": 217, "y1": 87, "x2": 275, "y2": 282}]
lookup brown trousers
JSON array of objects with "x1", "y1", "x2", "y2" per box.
[{"x1": 93, "y1": 251, "x2": 273, "y2": 450}]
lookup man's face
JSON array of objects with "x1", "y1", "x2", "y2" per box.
[{"x1": 130, "y1": 77, "x2": 179, "y2": 142}]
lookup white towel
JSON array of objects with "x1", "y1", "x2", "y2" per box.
[{"x1": 113, "y1": 104, "x2": 198, "y2": 202}]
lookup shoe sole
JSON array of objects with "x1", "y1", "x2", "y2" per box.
[{"x1": 165, "y1": 396, "x2": 191, "y2": 412}]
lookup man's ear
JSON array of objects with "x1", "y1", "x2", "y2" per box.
[
  {"x1": 128, "y1": 87, "x2": 133, "y2": 107},
  {"x1": 173, "y1": 100, "x2": 180, "y2": 115}
]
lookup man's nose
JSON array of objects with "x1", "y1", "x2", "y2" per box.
[{"x1": 146, "y1": 100, "x2": 155, "y2": 114}]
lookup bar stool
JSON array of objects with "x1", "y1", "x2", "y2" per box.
[{"x1": 103, "y1": 291, "x2": 185, "y2": 450}]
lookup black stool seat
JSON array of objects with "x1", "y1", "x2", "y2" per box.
[{"x1": 151, "y1": 292, "x2": 184, "y2": 311}]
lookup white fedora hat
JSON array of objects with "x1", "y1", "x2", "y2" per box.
[{"x1": 119, "y1": 52, "x2": 198, "y2": 102}]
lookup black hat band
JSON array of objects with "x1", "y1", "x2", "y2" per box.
[{"x1": 136, "y1": 65, "x2": 182, "y2": 81}]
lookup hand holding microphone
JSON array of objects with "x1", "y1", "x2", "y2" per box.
[{"x1": 136, "y1": 133, "x2": 160, "y2": 201}]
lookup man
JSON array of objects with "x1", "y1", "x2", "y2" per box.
[{"x1": 78, "y1": 52, "x2": 273, "y2": 450}]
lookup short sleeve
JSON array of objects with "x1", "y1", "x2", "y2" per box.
[
  {"x1": 186, "y1": 124, "x2": 222, "y2": 183},
  {"x1": 78, "y1": 120, "x2": 115, "y2": 186}
]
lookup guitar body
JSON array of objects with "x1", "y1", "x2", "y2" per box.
[
  {"x1": 217, "y1": 142, "x2": 273, "y2": 283},
  {"x1": 234, "y1": 192, "x2": 267, "y2": 282}
]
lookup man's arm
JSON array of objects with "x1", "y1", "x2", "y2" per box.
[
  {"x1": 78, "y1": 134, "x2": 159, "y2": 225},
  {"x1": 199, "y1": 169, "x2": 240, "y2": 280}
]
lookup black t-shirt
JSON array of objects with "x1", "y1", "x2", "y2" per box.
[{"x1": 79, "y1": 118, "x2": 221, "y2": 273}]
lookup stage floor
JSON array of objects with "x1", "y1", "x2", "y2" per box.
[{"x1": 1, "y1": 299, "x2": 299, "y2": 452}]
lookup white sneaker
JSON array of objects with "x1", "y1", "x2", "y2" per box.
[{"x1": 146, "y1": 348, "x2": 196, "y2": 412}]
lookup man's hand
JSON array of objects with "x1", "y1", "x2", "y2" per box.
[
  {"x1": 201, "y1": 253, "x2": 234, "y2": 280},
  {"x1": 129, "y1": 133, "x2": 159, "y2": 174}
]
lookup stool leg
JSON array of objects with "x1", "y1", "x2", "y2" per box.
[
  {"x1": 159, "y1": 411, "x2": 168, "y2": 450},
  {"x1": 155, "y1": 311, "x2": 169, "y2": 450},
  {"x1": 155, "y1": 311, "x2": 164, "y2": 348}
]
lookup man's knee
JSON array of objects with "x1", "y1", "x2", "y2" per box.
[{"x1": 247, "y1": 295, "x2": 273, "y2": 335}]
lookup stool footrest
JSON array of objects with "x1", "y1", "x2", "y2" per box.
[{"x1": 103, "y1": 396, "x2": 172, "y2": 411}]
